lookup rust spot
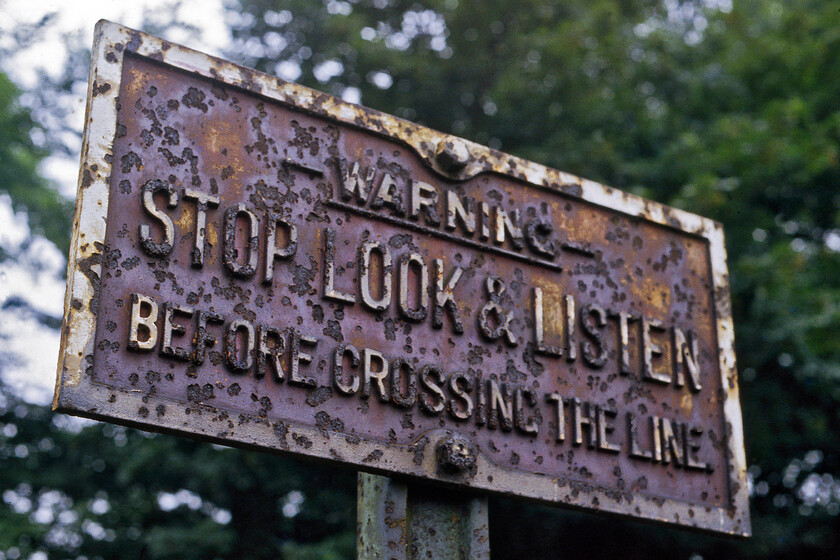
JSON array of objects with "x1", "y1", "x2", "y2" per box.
[
  {"x1": 306, "y1": 386, "x2": 332, "y2": 407},
  {"x1": 81, "y1": 168, "x2": 94, "y2": 188},
  {"x1": 92, "y1": 81, "x2": 112, "y2": 97},
  {"x1": 120, "y1": 151, "x2": 143, "y2": 173},
  {"x1": 314, "y1": 410, "x2": 344, "y2": 435},
  {"x1": 292, "y1": 433, "x2": 313, "y2": 449},
  {"x1": 187, "y1": 383, "x2": 215, "y2": 402},
  {"x1": 182, "y1": 87, "x2": 208, "y2": 113},
  {"x1": 126, "y1": 31, "x2": 141, "y2": 52},
  {"x1": 362, "y1": 449, "x2": 383, "y2": 463}
]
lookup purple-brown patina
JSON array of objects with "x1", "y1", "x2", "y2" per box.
[{"x1": 55, "y1": 21, "x2": 749, "y2": 536}]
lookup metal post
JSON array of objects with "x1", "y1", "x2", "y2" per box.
[{"x1": 358, "y1": 473, "x2": 490, "y2": 559}]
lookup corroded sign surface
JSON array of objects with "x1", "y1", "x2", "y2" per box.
[{"x1": 55, "y1": 21, "x2": 750, "y2": 535}]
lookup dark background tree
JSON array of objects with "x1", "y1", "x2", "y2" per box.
[
  {"x1": 2, "y1": 0, "x2": 839, "y2": 557},
  {"x1": 0, "y1": 72, "x2": 71, "y2": 252}
]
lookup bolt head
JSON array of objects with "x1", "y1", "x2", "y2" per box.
[
  {"x1": 435, "y1": 138, "x2": 470, "y2": 173},
  {"x1": 436, "y1": 434, "x2": 477, "y2": 475}
]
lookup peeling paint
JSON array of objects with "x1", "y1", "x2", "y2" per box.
[{"x1": 53, "y1": 21, "x2": 749, "y2": 537}]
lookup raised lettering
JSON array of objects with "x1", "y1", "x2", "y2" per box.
[
  {"x1": 289, "y1": 331, "x2": 317, "y2": 387},
  {"x1": 673, "y1": 327, "x2": 702, "y2": 392},
  {"x1": 533, "y1": 287, "x2": 561, "y2": 356},
  {"x1": 161, "y1": 302, "x2": 192, "y2": 361},
  {"x1": 128, "y1": 293, "x2": 159, "y2": 352},
  {"x1": 138, "y1": 179, "x2": 177, "y2": 257},
  {"x1": 390, "y1": 358, "x2": 416, "y2": 408},
  {"x1": 580, "y1": 304, "x2": 607, "y2": 368},
  {"x1": 477, "y1": 276, "x2": 517, "y2": 346},
  {"x1": 256, "y1": 325, "x2": 285, "y2": 382},
  {"x1": 263, "y1": 212, "x2": 297, "y2": 284},
  {"x1": 224, "y1": 318, "x2": 255, "y2": 372},
  {"x1": 596, "y1": 406, "x2": 621, "y2": 453},
  {"x1": 359, "y1": 241, "x2": 392, "y2": 312},
  {"x1": 642, "y1": 317, "x2": 670, "y2": 384},
  {"x1": 524, "y1": 217, "x2": 556, "y2": 259},
  {"x1": 339, "y1": 160, "x2": 375, "y2": 204},
  {"x1": 333, "y1": 343, "x2": 360, "y2": 395},
  {"x1": 444, "y1": 190, "x2": 476, "y2": 236},
  {"x1": 362, "y1": 348, "x2": 389, "y2": 402},
  {"x1": 651, "y1": 415, "x2": 663, "y2": 463},
  {"x1": 398, "y1": 252, "x2": 428, "y2": 322},
  {"x1": 223, "y1": 203, "x2": 259, "y2": 278},
  {"x1": 370, "y1": 172, "x2": 404, "y2": 215},
  {"x1": 447, "y1": 371, "x2": 474, "y2": 421},
  {"x1": 432, "y1": 259, "x2": 464, "y2": 334},
  {"x1": 418, "y1": 365, "x2": 446, "y2": 415},
  {"x1": 487, "y1": 379, "x2": 513, "y2": 431},
  {"x1": 191, "y1": 310, "x2": 223, "y2": 364},
  {"x1": 546, "y1": 393, "x2": 566, "y2": 442},
  {"x1": 612, "y1": 310, "x2": 637, "y2": 375},
  {"x1": 478, "y1": 201, "x2": 491, "y2": 241},
  {"x1": 493, "y1": 207, "x2": 524, "y2": 250},
  {"x1": 514, "y1": 386, "x2": 539, "y2": 435},
  {"x1": 410, "y1": 180, "x2": 441, "y2": 226},
  {"x1": 564, "y1": 294, "x2": 577, "y2": 362},
  {"x1": 685, "y1": 426, "x2": 710, "y2": 471},
  {"x1": 571, "y1": 398, "x2": 596, "y2": 448},
  {"x1": 323, "y1": 227, "x2": 355, "y2": 304},
  {"x1": 182, "y1": 188, "x2": 219, "y2": 268},
  {"x1": 627, "y1": 412, "x2": 653, "y2": 460},
  {"x1": 660, "y1": 417, "x2": 684, "y2": 466}
]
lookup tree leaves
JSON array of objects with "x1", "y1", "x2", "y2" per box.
[{"x1": 0, "y1": 73, "x2": 72, "y2": 252}]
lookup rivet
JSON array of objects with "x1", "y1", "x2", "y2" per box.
[
  {"x1": 435, "y1": 138, "x2": 470, "y2": 173},
  {"x1": 436, "y1": 433, "x2": 477, "y2": 474}
]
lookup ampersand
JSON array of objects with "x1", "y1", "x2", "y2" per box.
[{"x1": 477, "y1": 276, "x2": 518, "y2": 346}]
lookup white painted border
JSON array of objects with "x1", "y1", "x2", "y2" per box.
[{"x1": 54, "y1": 20, "x2": 750, "y2": 536}]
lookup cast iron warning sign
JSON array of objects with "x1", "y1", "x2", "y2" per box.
[{"x1": 55, "y1": 21, "x2": 750, "y2": 535}]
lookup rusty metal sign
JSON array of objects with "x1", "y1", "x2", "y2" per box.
[{"x1": 55, "y1": 21, "x2": 750, "y2": 535}]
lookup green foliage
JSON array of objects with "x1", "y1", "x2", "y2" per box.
[
  {"x1": 0, "y1": 72, "x2": 72, "y2": 252},
  {"x1": 0, "y1": 387, "x2": 356, "y2": 559}
]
